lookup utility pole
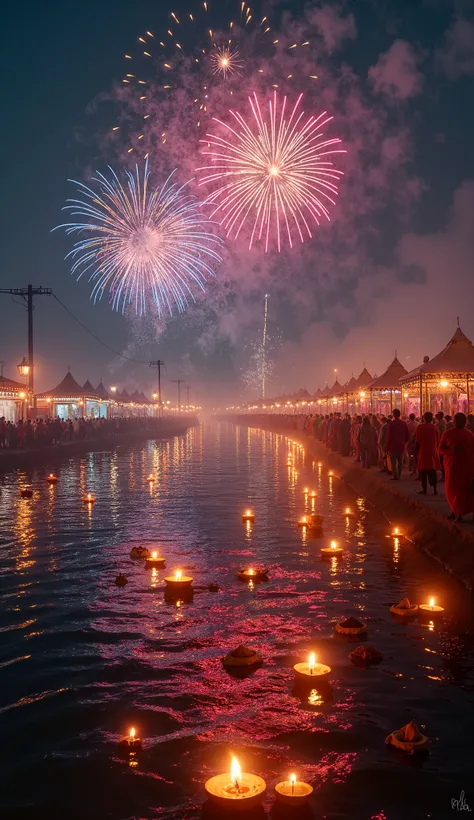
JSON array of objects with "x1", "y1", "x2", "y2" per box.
[
  {"x1": 0, "y1": 285, "x2": 52, "y2": 407},
  {"x1": 149, "y1": 360, "x2": 165, "y2": 408},
  {"x1": 172, "y1": 379, "x2": 184, "y2": 411},
  {"x1": 185, "y1": 384, "x2": 191, "y2": 409}
]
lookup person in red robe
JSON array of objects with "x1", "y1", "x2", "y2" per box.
[
  {"x1": 415, "y1": 412, "x2": 440, "y2": 494},
  {"x1": 438, "y1": 412, "x2": 474, "y2": 520}
]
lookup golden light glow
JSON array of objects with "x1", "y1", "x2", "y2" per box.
[
  {"x1": 175, "y1": 570, "x2": 182, "y2": 581},
  {"x1": 440, "y1": 380, "x2": 449, "y2": 388},
  {"x1": 269, "y1": 164, "x2": 279, "y2": 176},
  {"x1": 130, "y1": 727, "x2": 135, "y2": 740},
  {"x1": 429, "y1": 597, "x2": 435, "y2": 609},
  {"x1": 345, "y1": 508, "x2": 351, "y2": 515},
  {"x1": 152, "y1": 551, "x2": 157, "y2": 560},
  {"x1": 248, "y1": 568, "x2": 254, "y2": 575},
  {"x1": 290, "y1": 773, "x2": 296, "y2": 789},
  {"x1": 330, "y1": 540, "x2": 337, "y2": 550},
  {"x1": 19, "y1": 391, "x2": 26, "y2": 399},
  {"x1": 230, "y1": 756, "x2": 242, "y2": 787},
  {"x1": 308, "y1": 652, "x2": 316, "y2": 673}
]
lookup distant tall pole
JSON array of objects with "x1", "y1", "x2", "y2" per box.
[
  {"x1": 172, "y1": 379, "x2": 184, "y2": 411},
  {"x1": 149, "y1": 360, "x2": 165, "y2": 407},
  {"x1": 261, "y1": 293, "x2": 269, "y2": 399},
  {"x1": 186, "y1": 384, "x2": 191, "y2": 408}
]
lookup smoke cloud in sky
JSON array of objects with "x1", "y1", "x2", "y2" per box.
[{"x1": 50, "y1": 0, "x2": 474, "y2": 399}]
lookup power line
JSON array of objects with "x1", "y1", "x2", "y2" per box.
[{"x1": 51, "y1": 293, "x2": 149, "y2": 364}]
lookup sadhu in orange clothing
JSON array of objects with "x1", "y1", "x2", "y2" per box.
[{"x1": 439, "y1": 412, "x2": 474, "y2": 521}]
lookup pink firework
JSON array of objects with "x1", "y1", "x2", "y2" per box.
[{"x1": 197, "y1": 91, "x2": 345, "y2": 252}]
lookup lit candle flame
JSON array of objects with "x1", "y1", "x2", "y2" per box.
[
  {"x1": 309, "y1": 652, "x2": 316, "y2": 674},
  {"x1": 329, "y1": 471, "x2": 333, "y2": 477},
  {"x1": 429, "y1": 597, "x2": 435, "y2": 609},
  {"x1": 345, "y1": 508, "x2": 350, "y2": 514},
  {"x1": 394, "y1": 527, "x2": 399, "y2": 535},
  {"x1": 152, "y1": 551, "x2": 157, "y2": 560},
  {"x1": 248, "y1": 568, "x2": 254, "y2": 575},
  {"x1": 175, "y1": 570, "x2": 182, "y2": 581},
  {"x1": 230, "y1": 755, "x2": 242, "y2": 790},
  {"x1": 330, "y1": 540, "x2": 337, "y2": 550},
  {"x1": 290, "y1": 773, "x2": 296, "y2": 793},
  {"x1": 130, "y1": 727, "x2": 135, "y2": 740},
  {"x1": 304, "y1": 488, "x2": 308, "y2": 494},
  {"x1": 302, "y1": 516, "x2": 307, "y2": 523}
]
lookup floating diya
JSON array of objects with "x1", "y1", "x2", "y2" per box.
[
  {"x1": 164, "y1": 569, "x2": 193, "y2": 591},
  {"x1": 241, "y1": 509, "x2": 255, "y2": 523},
  {"x1": 115, "y1": 573, "x2": 128, "y2": 587},
  {"x1": 130, "y1": 545, "x2": 150, "y2": 560},
  {"x1": 385, "y1": 720, "x2": 429, "y2": 753},
  {"x1": 222, "y1": 645, "x2": 262, "y2": 670},
  {"x1": 343, "y1": 506, "x2": 354, "y2": 517},
  {"x1": 236, "y1": 567, "x2": 268, "y2": 582},
  {"x1": 320, "y1": 540, "x2": 344, "y2": 559},
  {"x1": 46, "y1": 473, "x2": 58, "y2": 484},
  {"x1": 419, "y1": 597, "x2": 444, "y2": 615},
  {"x1": 204, "y1": 755, "x2": 266, "y2": 811},
  {"x1": 349, "y1": 645, "x2": 383, "y2": 666},
  {"x1": 145, "y1": 550, "x2": 166, "y2": 569},
  {"x1": 118, "y1": 726, "x2": 142, "y2": 751},
  {"x1": 391, "y1": 526, "x2": 402, "y2": 537},
  {"x1": 390, "y1": 597, "x2": 418, "y2": 618},
  {"x1": 146, "y1": 474, "x2": 155, "y2": 483},
  {"x1": 336, "y1": 616, "x2": 367, "y2": 636},
  {"x1": 83, "y1": 492, "x2": 96, "y2": 505},
  {"x1": 294, "y1": 651, "x2": 331, "y2": 683},
  {"x1": 275, "y1": 774, "x2": 313, "y2": 805}
]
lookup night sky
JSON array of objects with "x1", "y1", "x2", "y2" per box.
[{"x1": 1, "y1": 0, "x2": 473, "y2": 402}]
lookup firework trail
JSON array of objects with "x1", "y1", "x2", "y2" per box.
[
  {"x1": 197, "y1": 91, "x2": 344, "y2": 252},
  {"x1": 261, "y1": 292, "x2": 268, "y2": 398},
  {"x1": 54, "y1": 160, "x2": 222, "y2": 316}
]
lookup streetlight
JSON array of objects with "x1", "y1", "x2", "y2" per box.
[
  {"x1": 110, "y1": 385, "x2": 117, "y2": 393},
  {"x1": 17, "y1": 358, "x2": 30, "y2": 378}
]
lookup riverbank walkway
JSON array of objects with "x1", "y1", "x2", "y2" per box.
[{"x1": 227, "y1": 416, "x2": 474, "y2": 592}]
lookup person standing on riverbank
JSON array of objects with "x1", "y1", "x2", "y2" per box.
[
  {"x1": 415, "y1": 412, "x2": 440, "y2": 495},
  {"x1": 358, "y1": 416, "x2": 378, "y2": 468},
  {"x1": 439, "y1": 412, "x2": 474, "y2": 521},
  {"x1": 387, "y1": 408, "x2": 409, "y2": 480}
]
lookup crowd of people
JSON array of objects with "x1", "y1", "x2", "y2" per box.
[
  {"x1": 0, "y1": 415, "x2": 175, "y2": 451},
  {"x1": 248, "y1": 409, "x2": 474, "y2": 523}
]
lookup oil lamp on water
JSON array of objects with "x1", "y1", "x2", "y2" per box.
[
  {"x1": 145, "y1": 550, "x2": 165, "y2": 569},
  {"x1": 320, "y1": 540, "x2": 344, "y2": 559},
  {"x1": 164, "y1": 569, "x2": 193, "y2": 591},
  {"x1": 419, "y1": 596, "x2": 444, "y2": 615},
  {"x1": 275, "y1": 773, "x2": 313, "y2": 805},
  {"x1": 118, "y1": 726, "x2": 141, "y2": 751},
  {"x1": 46, "y1": 473, "x2": 58, "y2": 484},
  {"x1": 241, "y1": 509, "x2": 255, "y2": 523},
  {"x1": 236, "y1": 566, "x2": 268, "y2": 582},
  {"x1": 294, "y1": 651, "x2": 331, "y2": 683},
  {"x1": 83, "y1": 492, "x2": 96, "y2": 505},
  {"x1": 343, "y1": 506, "x2": 354, "y2": 518},
  {"x1": 146, "y1": 474, "x2": 155, "y2": 483},
  {"x1": 204, "y1": 755, "x2": 266, "y2": 811}
]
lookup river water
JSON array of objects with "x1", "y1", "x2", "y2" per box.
[{"x1": 1, "y1": 423, "x2": 473, "y2": 819}]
